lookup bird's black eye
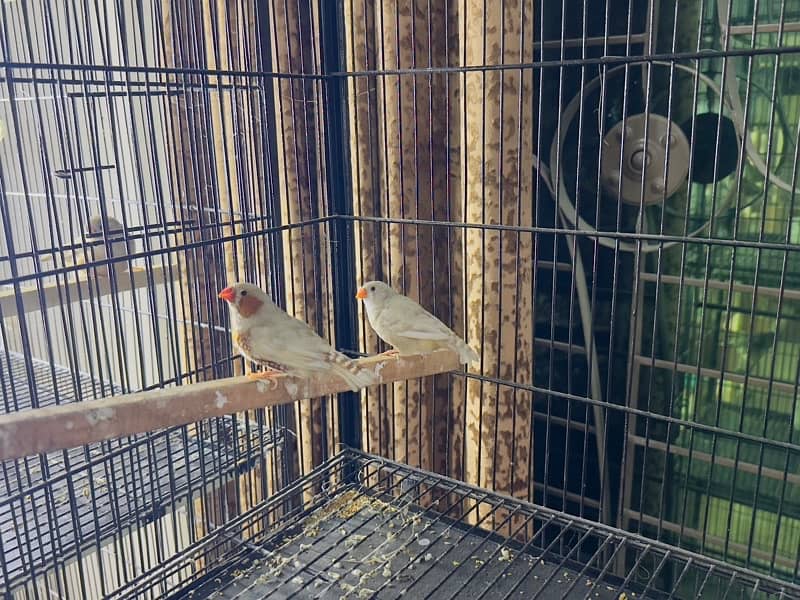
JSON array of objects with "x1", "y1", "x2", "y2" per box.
[
  {"x1": 241, "y1": 290, "x2": 248, "y2": 297},
  {"x1": 370, "y1": 286, "x2": 375, "y2": 292}
]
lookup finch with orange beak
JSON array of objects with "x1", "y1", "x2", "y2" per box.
[
  {"x1": 356, "y1": 281, "x2": 479, "y2": 365},
  {"x1": 219, "y1": 282, "x2": 378, "y2": 391}
]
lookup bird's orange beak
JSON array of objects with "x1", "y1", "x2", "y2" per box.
[
  {"x1": 355, "y1": 287, "x2": 367, "y2": 300},
  {"x1": 218, "y1": 287, "x2": 236, "y2": 303}
]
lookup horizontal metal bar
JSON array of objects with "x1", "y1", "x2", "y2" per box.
[
  {"x1": 461, "y1": 372, "x2": 800, "y2": 454},
  {"x1": 347, "y1": 215, "x2": 800, "y2": 253},
  {"x1": 537, "y1": 33, "x2": 649, "y2": 50},
  {"x1": 535, "y1": 337, "x2": 587, "y2": 355},
  {"x1": 729, "y1": 22, "x2": 800, "y2": 36},
  {"x1": 536, "y1": 260, "x2": 574, "y2": 273},
  {"x1": 533, "y1": 411, "x2": 597, "y2": 437},
  {"x1": 0, "y1": 350, "x2": 463, "y2": 460},
  {"x1": 0, "y1": 215, "x2": 336, "y2": 287},
  {"x1": 0, "y1": 80, "x2": 261, "y2": 98},
  {"x1": 630, "y1": 435, "x2": 800, "y2": 486},
  {"x1": 625, "y1": 510, "x2": 798, "y2": 571},
  {"x1": 540, "y1": 486, "x2": 602, "y2": 511},
  {"x1": 634, "y1": 354, "x2": 799, "y2": 397},
  {"x1": 639, "y1": 272, "x2": 800, "y2": 303},
  {"x1": 2, "y1": 45, "x2": 800, "y2": 82}
]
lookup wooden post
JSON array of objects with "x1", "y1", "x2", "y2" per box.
[
  {"x1": 373, "y1": 0, "x2": 455, "y2": 478},
  {"x1": 445, "y1": 0, "x2": 467, "y2": 515},
  {"x1": 461, "y1": 0, "x2": 535, "y2": 536}
]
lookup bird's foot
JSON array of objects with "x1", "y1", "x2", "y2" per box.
[
  {"x1": 380, "y1": 349, "x2": 400, "y2": 358},
  {"x1": 247, "y1": 370, "x2": 282, "y2": 389}
]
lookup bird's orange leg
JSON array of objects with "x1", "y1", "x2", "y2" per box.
[
  {"x1": 247, "y1": 370, "x2": 283, "y2": 382},
  {"x1": 380, "y1": 349, "x2": 400, "y2": 357}
]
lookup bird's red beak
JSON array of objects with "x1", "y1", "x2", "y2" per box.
[
  {"x1": 218, "y1": 287, "x2": 236, "y2": 303},
  {"x1": 355, "y1": 287, "x2": 367, "y2": 300}
]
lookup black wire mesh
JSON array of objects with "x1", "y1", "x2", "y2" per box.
[
  {"x1": 0, "y1": 1, "x2": 301, "y2": 597},
  {"x1": 1, "y1": 0, "x2": 800, "y2": 598},
  {"x1": 0, "y1": 349, "x2": 285, "y2": 595},
  {"x1": 119, "y1": 450, "x2": 799, "y2": 599}
]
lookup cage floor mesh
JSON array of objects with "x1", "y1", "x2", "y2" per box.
[
  {"x1": 182, "y1": 496, "x2": 626, "y2": 599},
  {"x1": 0, "y1": 349, "x2": 121, "y2": 414},
  {"x1": 129, "y1": 451, "x2": 799, "y2": 600},
  {"x1": 0, "y1": 351, "x2": 282, "y2": 591}
]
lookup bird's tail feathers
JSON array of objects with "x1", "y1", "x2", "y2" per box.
[
  {"x1": 329, "y1": 352, "x2": 379, "y2": 391},
  {"x1": 456, "y1": 339, "x2": 480, "y2": 365}
]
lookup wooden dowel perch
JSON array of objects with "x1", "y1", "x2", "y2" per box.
[{"x1": 0, "y1": 350, "x2": 463, "y2": 461}]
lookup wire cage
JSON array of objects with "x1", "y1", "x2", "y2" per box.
[{"x1": 1, "y1": 0, "x2": 799, "y2": 599}]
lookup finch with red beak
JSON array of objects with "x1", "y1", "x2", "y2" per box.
[{"x1": 219, "y1": 282, "x2": 378, "y2": 391}]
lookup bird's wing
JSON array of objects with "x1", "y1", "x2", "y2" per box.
[
  {"x1": 247, "y1": 312, "x2": 337, "y2": 371},
  {"x1": 379, "y1": 296, "x2": 456, "y2": 340}
]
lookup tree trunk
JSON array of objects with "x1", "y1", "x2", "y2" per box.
[{"x1": 461, "y1": 0, "x2": 535, "y2": 533}]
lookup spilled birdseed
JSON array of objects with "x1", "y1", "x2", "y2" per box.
[{"x1": 179, "y1": 488, "x2": 644, "y2": 599}]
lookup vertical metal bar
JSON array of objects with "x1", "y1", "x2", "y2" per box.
[
  {"x1": 319, "y1": 0, "x2": 360, "y2": 451},
  {"x1": 702, "y1": 0, "x2": 756, "y2": 561},
  {"x1": 253, "y1": 0, "x2": 293, "y2": 500}
]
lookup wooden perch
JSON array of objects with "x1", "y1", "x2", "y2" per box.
[
  {"x1": 0, "y1": 350, "x2": 463, "y2": 461},
  {"x1": 0, "y1": 265, "x2": 176, "y2": 316}
]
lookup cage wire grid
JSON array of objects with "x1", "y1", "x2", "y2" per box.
[
  {"x1": 113, "y1": 450, "x2": 800, "y2": 599},
  {"x1": 0, "y1": 0, "x2": 799, "y2": 599},
  {"x1": 0, "y1": 349, "x2": 287, "y2": 594}
]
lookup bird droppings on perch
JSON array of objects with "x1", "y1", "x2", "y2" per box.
[
  {"x1": 283, "y1": 381, "x2": 299, "y2": 399},
  {"x1": 85, "y1": 407, "x2": 115, "y2": 426},
  {"x1": 0, "y1": 349, "x2": 463, "y2": 460},
  {"x1": 255, "y1": 379, "x2": 278, "y2": 393},
  {"x1": 373, "y1": 361, "x2": 387, "y2": 378}
]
